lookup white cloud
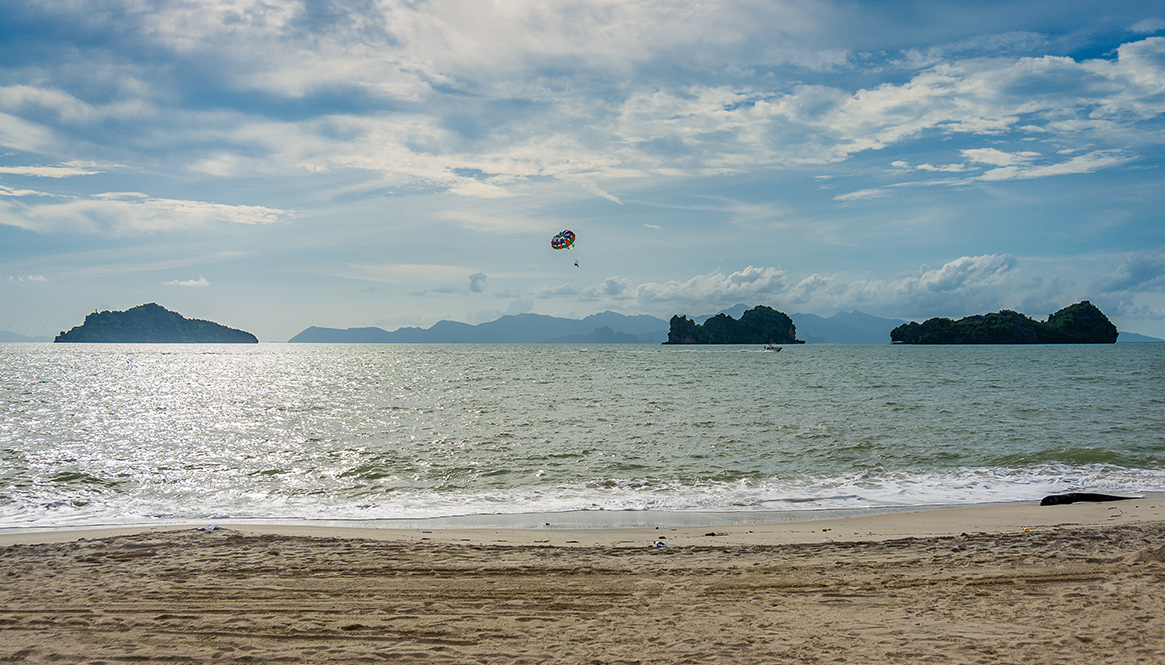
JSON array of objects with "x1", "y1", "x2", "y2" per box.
[
  {"x1": 5, "y1": 6, "x2": 1163, "y2": 201},
  {"x1": 597, "y1": 276, "x2": 629, "y2": 297},
  {"x1": 880, "y1": 147, "x2": 1137, "y2": 184},
  {"x1": 833, "y1": 188, "x2": 887, "y2": 202},
  {"x1": 961, "y1": 148, "x2": 1040, "y2": 167},
  {"x1": 977, "y1": 149, "x2": 1134, "y2": 181},
  {"x1": 31, "y1": 21, "x2": 1154, "y2": 202},
  {"x1": 0, "y1": 184, "x2": 53, "y2": 198},
  {"x1": 914, "y1": 163, "x2": 968, "y2": 172},
  {"x1": 37, "y1": 1, "x2": 1139, "y2": 201},
  {"x1": 163, "y1": 276, "x2": 210, "y2": 287},
  {"x1": 1131, "y1": 17, "x2": 1165, "y2": 35},
  {"x1": 912, "y1": 254, "x2": 1018, "y2": 294},
  {"x1": 0, "y1": 84, "x2": 149, "y2": 125},
  {"x1": 131, "y1": 0, "x2": 845, "y2": 99},
  {"x1": 804, "y1": 254, "x2": 1025, "y2": 317},
  {"x1": 0, "y1": 164, "x2": 104, "y2": 178},
  {"x1": 0, "y1": 111, "x2": 58, "y2": 153},
  {"x1": 0, "y1": 84, "x2": 153, "y2": 156},
  {"x1": 1092, "y1": 248, "x2": 1165, "y2": 292},
  {"x1": 624, "y1": 256, "x2": 1029, "y2": 321},
  {"x1": 445, "y1": 178, "x2": 520, "y2": 199},
  {"x1": 665, "y1": 38, "x2": 1165, "y2": 175},
  {"x1": 633, "y1": 266, "x2": 791, "y2": 308},
  {"x1": 566, "y1": 178, "x2": 623, "y2": 205},
  {"x1": 1, "y1": 193, "x2": 290, "y2": 233},
  {"x1": 598, "y1": 36, "x2": 1161, "y2": 182}
]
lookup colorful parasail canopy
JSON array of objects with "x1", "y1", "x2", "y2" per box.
[{"x1": 551, "y1": 229, "x2": 576, "y2": 250}]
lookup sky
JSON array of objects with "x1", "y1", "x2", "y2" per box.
[{"x1": 1, "y1": 1, "x2": 1164, "y2": 342}]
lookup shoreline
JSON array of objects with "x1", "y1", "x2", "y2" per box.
[
  {"x1": 4, "y1": 494, "x2": 1162, "y2": 547},
  {"x1": 4, "y1": 497, "x2": 1164, "y2": 663}
]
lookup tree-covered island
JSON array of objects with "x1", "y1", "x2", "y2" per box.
[
  {"x1": 890, "y1": 301, "x2": 1117, "y2": 344},
  {"x1": 665, "y1": 305, "x2": 803, "y2": 344},
  {"x1": 55, "y1": 303, "x2": 258, "y2": 343}
]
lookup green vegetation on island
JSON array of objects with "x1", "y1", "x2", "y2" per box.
[
  {"x1": 55, "y1": 303, "x2": 258, "y2": 343},
  {"x1": 665, "y1": 305, "x2": 803, "y2": 344},
  {"x1": 889, "y1": 301, "x2": 1117, "y2": 344}
]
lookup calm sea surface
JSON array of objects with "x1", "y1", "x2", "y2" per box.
[{"x1": 2, "y1": 343, "x2": 1163, "y2": 529}]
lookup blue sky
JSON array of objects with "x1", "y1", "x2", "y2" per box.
[{"x1": 1, "y1": 1, "x2": 1163, "y2": 341}]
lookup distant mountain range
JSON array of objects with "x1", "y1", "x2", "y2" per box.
[
  {"x1": 1117, "y1": 331, "x2": 1163, "y2": 342},
  {"x1": 3, "y1": 308, "x2": 1161, "y2": 344},
  {"x1": 0, "y1": 331, "x2": 52, "y2": 342},
  {"x1": 289, "y1": 311, "x2": 671, "y2": 344},
  {"x1": 791, "y1": 311, "x2": 910, "y2": 344},
  {"x1": 288, "y1": 307, "x2": 913, "y2": 344}
]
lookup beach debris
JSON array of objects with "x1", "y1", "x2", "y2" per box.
[
  {"x1": 1040, "y1": 492, "x2": 1136, "y2": 506},
  {"x1": 652, "y1": 540, "x2": 668, "y2": 547},
  {"x1": 200, "y1": 524, "x2": 221, "y2": 532}
]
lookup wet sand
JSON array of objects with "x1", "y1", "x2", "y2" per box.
[{"x1": 2, "y1": 499, "x2": 1164, "y2": 663}]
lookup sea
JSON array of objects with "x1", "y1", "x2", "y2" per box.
[{"x1": 2, "y1": 342, "x2": 1163, "y2": 530}]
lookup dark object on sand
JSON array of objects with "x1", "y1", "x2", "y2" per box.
[{"x1": 1040, "y1": 492, "x2": 1137, "y2": 506}]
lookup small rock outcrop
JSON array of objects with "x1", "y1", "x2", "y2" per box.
[{"x1": 665, "y1": 305, "x2": 802, "y2": 345}]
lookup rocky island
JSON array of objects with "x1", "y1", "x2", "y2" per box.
[
  {"x1": 55, "y1": 303, "x2": 258, "y2": 343},
  {"x1": 890, "y1": 301, "x2": 1117, "y2": 344},
  {"x1": 665, "y1": 305, "x2": 803, "y2": 344}
]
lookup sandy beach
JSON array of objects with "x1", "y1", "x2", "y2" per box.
[{"x1": 3, "y1": 498, "x2": 1164, "y2": 664}]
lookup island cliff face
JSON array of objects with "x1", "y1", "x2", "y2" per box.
[
  {"x1": 665, "y1": 305, "x2": 802, "y2": 344},
  {"x1": 890, "y1": 301, "x2": 1117, "y2": 344},
  {"x1": 55, "y1": 303, "x2": 258, "y2": 343}
]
